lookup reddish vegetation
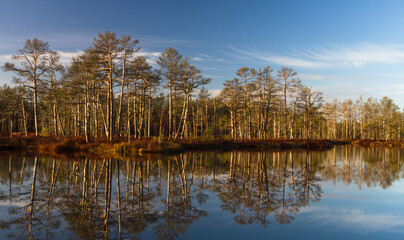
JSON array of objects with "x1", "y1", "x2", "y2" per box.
[
  {"x1": 0, "y1": 134, "x2": 350, "y2": 158},
  {"x1": 351, "y1": 139, "x2": 404, "y2": 148},
  {"x1": 174, "y1": 137, "x2": 349, "y2": 152},
  {"x1": 0, "y1": 134, "x2": 169, "y2": 158}
]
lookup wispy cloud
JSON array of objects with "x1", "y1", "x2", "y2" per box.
[
  {"x1": 135, "y1": 50, "x2": 160, "y2": 58},
  {"x1": 230, "y1": 45, "x2": 329, "y2": 68},
  {"x1": 299, "y1": 74, "x2": 350, "y2": 81},
  {"x1": 203, "y1": 74, "x2": 225, "y2": 79},
  {"x1": 191, "y1": 53, "x2": 225, "y2": 63},
  {"x1": 134, "y1": 50, "x2": 161, "y2": 66},
  {"x1": 139, "y1": 36, "x2": 193, "y2": 48},
  {"x1": 230, "y1": 42, "x2": 404, "y2": 69},
  {"x1": 134, "y1": 50, "x2": 226, "y2": 68},
  {"x1": 312, "y1": 81, "x2": 404, "y2": 104},
  {"x1": 0, "y1": 54, "x2": 12, "y2": 62},
  {"x1": 0, "y1": 49, "x2": 162, "y2": 67},
  {"x1": 299, "y1": 206, "x2": 404, "y2": 234},
  {"x1": 192, "y1": 57, "x2": 203, "y2": 61},
  {"x1": 193, "y1": 89, "x2": 221, "y2": 97},
  {"x1": 312, "y1": 84, "x2": 375, "y2": 101},
  {"x1": 208, "y1": 89, "x2": 221, "y2": 97},
  {"x1": 0, "y1": 51, "x2": 83, "y2": 66},
  {"x1": 57, "y1": 50, "x2": 83, "y2": 65}
]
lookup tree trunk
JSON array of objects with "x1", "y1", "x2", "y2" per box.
[
  {"x1": 21, "y1": 99, "x2": 27, "y2": 136},
  {"x1": 33, "y1": 80, "x2": 39, "y2": 136},
  {"x1": 117, "y1": 50, "x2": 128, "y2": 136}
]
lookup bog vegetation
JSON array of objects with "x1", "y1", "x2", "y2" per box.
[{"x1": 0, "y1": 30, "x2": 402, "y2": 142}]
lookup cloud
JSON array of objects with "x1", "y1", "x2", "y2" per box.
[
  {"x1": 299, "y1": 74, "x2": 349, "y2": 81},
  {"x1": 192, "y1": 89, "x2": 221, "y2": 97},
  {"x1": 134, "y1": 50, "x2": 227, "y2": 68},
  {"x1": 0, "y1": 49, "x2": 162, "y2": 67},
  {"x1": 134, "y1": 50, "x2": 161, "y2": 66},
  {"x1": 0, "y1": 54, "x2": 12, "y2": 62},
  {"x1": 58, "y1": 49, "x2": 162, "y2": 67},
  {"x1": 299, "y1": 206, "x2": 404, "y2": 234},
  {"x1": 0, "y1": 51, "x2": 82, "y2": 66},
  {"x1": 135, "y1": 51, "x2": 160, "y2": 58},
  {"x1": 191, "y1": 53, "x2": 225, "y2": 63},
  {"x1": 258, "y1": 54, "x2": 329, "y2": 68},
  {"x1": 203, "y1": 74, "x2": 225, "y2": 79},
  {"x1": 312, "y1": 84, "x2": 374, "y2": 102},
  {"x1": 309, "y1": 43, "x2": 404, "y2": 65},
  {"x1": 208, "y1": 89, "x2": 221, "y2": 97},
  {"x1": 192, "y1": 57, "x2": 203, "y2": 61},
  {"x1": 56, "y1": 50, "x2": 83, "y2": 65},
  {"x1": 310, "y1": 82, "x2": 404, "y2": 108},
  {"x1": 230, "y1": 42, "x2": 404, "y2": 69},
  {"x1": 230, "y1": 45, "x2": 330, "y2": 68},
  {"x1": 390, "y1": 84, "x2": 404, "y2": 95},
  {"x1": 138, "y1": 37, "x2": 193, "y2": 48}
]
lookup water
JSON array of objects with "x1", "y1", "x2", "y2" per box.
[{"x1": 0, "y1": 146, "x2": 404, "y2": 239}]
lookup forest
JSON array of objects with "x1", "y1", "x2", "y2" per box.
[{"x1": 0, "y1": 30, "x2": 402, "y2": 142}]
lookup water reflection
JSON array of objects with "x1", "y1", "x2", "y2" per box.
[
  {"x1": 217, "y1": 151, "x2": 321, "y2": 226},
  {"x1": 0, "y1": 146, "x2": 403, "y2": 239}
]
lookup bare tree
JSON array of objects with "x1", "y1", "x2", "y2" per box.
[
  {"x1": 157, "y1": 47, "x2": 182, "y2": 138},
  {"x1": 2, "y1": 39, "x2": 59, "y2": 136},
  {"x1": 92, "y1": 30, "x2": 122, "y2": 140},
  {"x1": 277, "y1": 67, "x2": 298, "y2": 139}
]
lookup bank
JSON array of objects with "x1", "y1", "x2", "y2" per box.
[{"x1": 0, "y1": 135, "x2": 351, "y2": 159}]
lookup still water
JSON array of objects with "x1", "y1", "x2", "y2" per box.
[{"x1": 1, "y1": 146, "x2": 404, "y2": 239}]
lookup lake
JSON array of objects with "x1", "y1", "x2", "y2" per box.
[{"x1": 1, "y1": 145, "x2": 404, "y2": 239}]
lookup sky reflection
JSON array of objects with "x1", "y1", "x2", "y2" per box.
[{"x1": 1, "y1": 146, "x2": 404, "y2": 239}]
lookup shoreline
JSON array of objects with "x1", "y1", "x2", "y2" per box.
[
  {"x1": 0, "y1": 135, "x2": 350, "y2": 159},
  {"x1": 351, "y1": 139, "x2": 404, "y2": 148}
]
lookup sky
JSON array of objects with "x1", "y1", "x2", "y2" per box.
[{"x1": 1, "y1": 0, "x2": 404, "y2": 106}]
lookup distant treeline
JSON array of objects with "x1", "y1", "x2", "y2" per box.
[{"x1": 0, "y1": 30, "x2": 402, "y2": 141}]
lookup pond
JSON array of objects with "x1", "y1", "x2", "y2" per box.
[{"x1": 1, "y1": 145, "x2": 404, "y2": 239}]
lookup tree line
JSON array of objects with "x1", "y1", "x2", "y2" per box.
[{"x1": 1, "y1": 30, "x2": 402, "y2": 141}]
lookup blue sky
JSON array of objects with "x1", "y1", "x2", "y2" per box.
[{"x1": 1, "y1": 0, "x2": 404, "y2": 106}]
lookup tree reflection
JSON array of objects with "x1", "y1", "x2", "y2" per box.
[
  {"x1": 0, "y1": 146, "x2": 403, "y2": 239},
  {"x1": 218, "y1": 151, "x2": 322, "y2": 226},
  {"x1": 153, "y1": 155, "x2": 208, "y2": 240},
  {"x1": 1, "y1": 157, "x2": 60, "y2": 239}
]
